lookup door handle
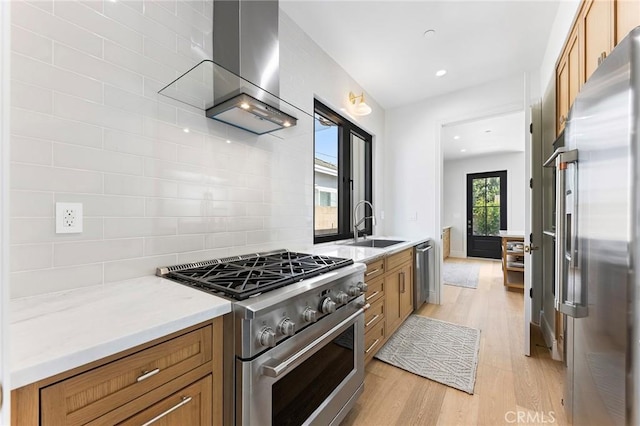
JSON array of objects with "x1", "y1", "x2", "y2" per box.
[{"x1": 524, "y1": 245, "x2": 539, "y2": 253}]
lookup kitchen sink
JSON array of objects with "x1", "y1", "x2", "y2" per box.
[{"x1": 346, "y1": 239, "x2": 406, "y2": 248}]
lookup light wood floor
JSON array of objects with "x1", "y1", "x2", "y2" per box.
[{"x1": 343, "y1": 258, "x2": 567, "y2": 426}]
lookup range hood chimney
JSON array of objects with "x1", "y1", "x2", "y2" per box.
[{"x1": 158, "y1": 0, "x2": 302, "y2": 135}]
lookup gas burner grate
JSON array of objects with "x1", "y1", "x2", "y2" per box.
[{"x1": 164, "y1": 250, "x2": 353, "y2": 300}]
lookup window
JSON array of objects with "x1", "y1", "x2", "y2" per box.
[{"x1": 314, "y1": 100, "x2": 373, "y2": 243}]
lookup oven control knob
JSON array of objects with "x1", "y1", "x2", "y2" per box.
[
  {"x1": 320, "y1": 297, "x2": 336, "y2": 314},
  {"x1": 335, "y1": 292, "x2": 349, "y2": 305},
  {"x1": 278, "y1": 318, "x2": 296, "y2": 336},
  {"x1": 258, "y1": 327, "x2": 276, "y2": 347},
  {"x1": 302, "y1": 308, "x2": 318, "y2": 323},
  {"x1": 357, "y1": 281, "x2": 368, "y2": 293}
]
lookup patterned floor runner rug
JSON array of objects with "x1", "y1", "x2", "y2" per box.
[{"x1": 375, "y1": 315, "x2": 481, "y2": 394}]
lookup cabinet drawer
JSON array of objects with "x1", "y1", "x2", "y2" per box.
[
  {"x1": 41, "y1": 325, "x2": 213, "y2": 425},
  {"x1": 364, "y1": 258, "x2": 385, "y2": 281},
  {"x1": 364, "y1": 275, "x2": 384, "y2": 304},
  {"x1": 364, "y1": 297, "x2": 384, "y2": 333},
  {"x1": 386, "y1": 248, "x2": 413, "y2": 272},
  {"x1": 364, "y1": 319, "x2": 385, "y2": 363},
  {"x1": 117, "y1": 375, "x2": 212, "y2": 426}
]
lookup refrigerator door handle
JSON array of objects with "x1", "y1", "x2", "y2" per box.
[{"x1": 555, "y1": 149, "x2": 588, "y2": 318}]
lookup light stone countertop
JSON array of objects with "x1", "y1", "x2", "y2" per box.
[
  {"x1": 307, "y1": 235, "x2": 432, "y2": 264},
  {"x1": 10, "y1": 276, "x2": 231, "y2": 389},
  {"x1": 9, "y1": 235, "x2": 430, "y2": 390}
]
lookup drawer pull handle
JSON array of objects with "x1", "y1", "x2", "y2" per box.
[
  {"x1": 365, "y1": 338, "x2": 380, "y2": 354},
  {"x1": 365, "y1": 314, "x2": 380, "y2": 327},
  {"x1": 365, "y1": 268, "x2": 381, "y2": 277},
  {"x1": 142, "y1": 396, "x2": 192, "y2": 426},
  {"x1": 366, "y1": 291, "x2": 380, "y2": 301},
  {"x1": 137, "y1": 368, "x2": 160, "y2": 382}
]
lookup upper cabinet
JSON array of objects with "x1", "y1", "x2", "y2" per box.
[
  {"x1": 582, "y1": 0, "x2": 614, "y2": 82},
  {"x1": 616, "y1": 1, "x2": 640, "y2": 45},
  {"x1": 556, "y1": 0, "x2": 640, "y2": 136}
]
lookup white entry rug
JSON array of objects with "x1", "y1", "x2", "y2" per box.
[
  {"x1": 374, "y1": 315, "x2": 481, "y2": 394},
  {"x1": 443, "y1": 261, "x2": 480, "y2": 289}
]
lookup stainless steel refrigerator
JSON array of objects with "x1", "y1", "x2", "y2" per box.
[{"x1": 548, "y1": 27, "x2": 640, "y2": 425}]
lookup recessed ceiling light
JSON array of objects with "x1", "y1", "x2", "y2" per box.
[
  {"x1": 183, "y1": 128, "x2": 190, "y2": 133},
  {"x1": 435, "y1": 69, "x2": 447, "y2": 77},
  {"x1": 453, "y1": 135, "x2": 460, "y2": 140},
  {"x1": 226, "y1": 140, "x2": 231, "y2": 144},
  {"x1": 485, "y1": 129, "x2": 492, "y2": 133},
  {"x1": 460, "y1": 149, "x2": 467, "y2": 152},
  {"x1": 423, "y1": 29, "x2": 436, "y2": 38}
]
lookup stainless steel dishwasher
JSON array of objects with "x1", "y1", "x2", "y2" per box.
[{"x1": 414, "y1": 241, "x2": 434, "y2": 310}]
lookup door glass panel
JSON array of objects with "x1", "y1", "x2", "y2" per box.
[
  {"x1": 472, "y1": 176, "x2": 503, "y2": 236},
  {"x1": 314, "y1": 113, "x2": 339, "y2": 237},
  {"x1": 272, "y1": 325, "x2": 355, "y2": 425}
]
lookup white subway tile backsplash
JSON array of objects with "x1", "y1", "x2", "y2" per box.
[
  {"x1": 8, "y1": 0, "x2": 324, "y2": 298},
  {"x1": 177, "y1": 217, "x2": 228, "y2": 234},
  {"x1": 104, "y1": 218, "x2": 177, "y2": 239},
  {"x1": 53, "y1": 43, "x2": 144, "y2": 95},
  {"x1": 103, "y1": 85, "x2": 176, "y2": 122},
  {"x1": 11, "y1": 218, "x2": 103, "y2": 244},
  {"x1": 145, "y1": 198, "x2": 207, "y2": 217},
  {"x1": 11, "y1": 136, "x2": 52, "y2": 166},
  {"x1": 54, "y1": 238, "x2": 144, "y2": 267},
  {"x1": 104, "y1": 174, "x2": 178, "y2": 198},
  {"x1": 53, "y1": 1, "x2": 143, "y2": 53},
  {"x1": 11, "y1": 191, "x2": 54, "y2": 217},
  {"x1": 53, "y1": 143, "x2": 144, "y2": 176},
  {"x1": 144, "y1": 235, "x2": 204, "y2": 255},
  {"x1": 103, "y1": 129, "x2": 177, "y2": 161},
  {"x1": 12, "y1": 53, "x2": 103, "y2": 103},
  {"x1": 11, "y1": 25, "x2": 53, "y2": 63},
  {"x1": 12, "y1": 164, "x2": 103, "y2": 194},
  {"x1": 104, "y1": 254, "x2": 177, "y2": 283},
  {"x1": 12, "y1": 1, "x2": 102, "y2": 57},
  {"x1": 54, "y1": 93, "x2": 143, "y2": 134},
  {"x1": 11, "y1": 81, "x2": 53, "y2": 115},
  {"x1": 11, "y1": 264, "x2": 103, "y2": 298},
  {"x1": 11, "y1": 243, "x2": 53, "y2": 272},
  {"x1": 54, "y1": 193, "x2": 145, "y2": 217},
  {"x1": 11, "y1": 108, "x2": 103, "y2": 148},
  {"x1": 103, "y1": 3, "x2": 176, "y2": 51}
]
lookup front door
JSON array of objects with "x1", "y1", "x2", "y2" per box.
[{"x1": 466, "y1": 171, "x2": 507, "y2": 259}]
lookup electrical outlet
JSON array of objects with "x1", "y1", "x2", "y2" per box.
[{"x1": 56, "y1": 202, "x2": 83, "y2": 234}]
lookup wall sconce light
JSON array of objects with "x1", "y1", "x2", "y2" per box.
[{"x1": 349, "y1": 91, "x2": 372, "y2": 116}]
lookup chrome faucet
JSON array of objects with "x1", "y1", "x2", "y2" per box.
[{"x1": 353, "y1": 200, "x2": 376, "y2": 242}]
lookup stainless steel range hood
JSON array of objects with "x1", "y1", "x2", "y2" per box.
[{"x1": 158, "y1": 0, "x2": 307, "y2": 135}]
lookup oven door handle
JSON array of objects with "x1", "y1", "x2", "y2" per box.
[{"x1": 261, "y1": 306, "x2": 366, "y2": 379}]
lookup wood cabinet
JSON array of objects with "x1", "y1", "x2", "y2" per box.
[
  {"x1": 555, "y1": 0, "x2": 639, "y2": 135},
  {"x1": 442, "y1": 227, "x2": 451, "y2": 259},
  {"x1": 12, "y1": 318, "x2": 224, "y2": 426},
  {"x1": 363, "y1": 260, "x2": 385, "y2": 363},
  {"x1": 616, "y1": 0, "x2": 640, "y2": 45},
  {"x1": 582, "y1": 0, "x2": 614, "y2": 82},
  {"x1": 362, "y1": 248, "x2": 414, "y2": 362},
  {"x1": 384, "y1": 248, "x2": 414, "y2": 337},
  {"x1": 501, "y1": 236, "x2": 525, "y2": 290}
]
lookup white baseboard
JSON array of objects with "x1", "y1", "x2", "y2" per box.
[{"x1": 449, "y1": 250, "x2": 466, "y2": 258}]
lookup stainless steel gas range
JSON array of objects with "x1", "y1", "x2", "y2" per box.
[{"x1": 157, "y1": 249, "x2": 368, "y2": 425}]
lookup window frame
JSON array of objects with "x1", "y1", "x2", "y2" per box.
[{"x1": 313, "y1": 100, "x2": 373, "y2": 244}]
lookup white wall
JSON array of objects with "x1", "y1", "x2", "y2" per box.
[
  {"x1": 383, "y1": 74, "x2": 525, "y2": 242},
  {"x1": 8, "y1": 1, "x2": 385, "y2": 298},
  {"x1": 443, "y1": 152, "x2": 525, "y2": 258}
]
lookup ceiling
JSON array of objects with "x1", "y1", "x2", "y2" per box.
[
  {"x1": 441, "y1": 110, "x2": 525, "y2": 160},
  {"x1": 280, "y1": 1, "x2": 560, "y2": 109}
]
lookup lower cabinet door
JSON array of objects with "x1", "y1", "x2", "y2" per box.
[{"x1": 118, "y1": 375, "x2": 212, "y2": 426}]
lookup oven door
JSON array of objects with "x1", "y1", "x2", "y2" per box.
[{"x1": 237, "y1": 300, "x2": 365, "y2": 426}]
